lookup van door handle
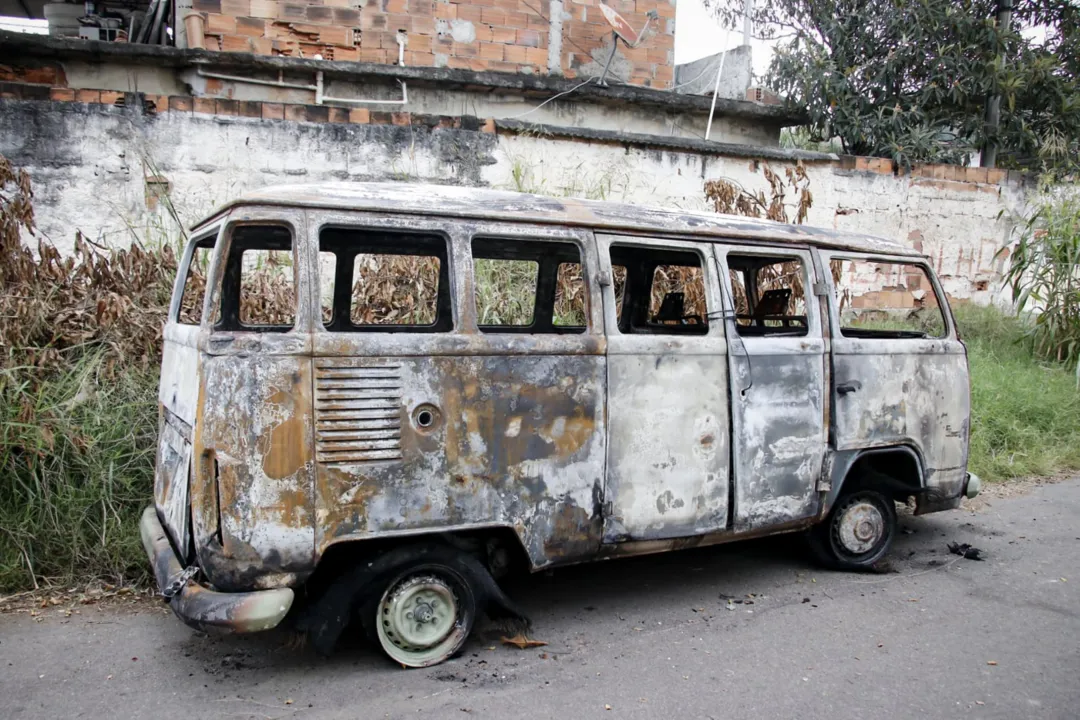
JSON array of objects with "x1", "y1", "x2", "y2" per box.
[{"x1": 836, "y1": 381, "x2": 861, "y2": 395}]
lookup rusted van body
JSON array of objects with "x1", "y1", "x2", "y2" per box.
[{"x1": 142, "y1": 182, "x2": 980, "y2": 666}]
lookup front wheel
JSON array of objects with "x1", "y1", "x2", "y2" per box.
[
  {"x1": 373, "y1": 563, "x2": 477, "y2": 668},
  {"x1": 808, "y1": 489, "x2": 897, "y2": 570}
]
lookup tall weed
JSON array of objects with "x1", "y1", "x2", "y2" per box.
[{"x1": 1001, "y1": 192, "x2": 1080, "y2": 367}]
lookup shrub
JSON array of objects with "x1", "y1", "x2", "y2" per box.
[{"x1": 1001, "y1": 192, "x2": 1080, "y2": 367}]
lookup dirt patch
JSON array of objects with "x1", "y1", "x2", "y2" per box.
[
  {"x1": 962, "y1": 473, "x2": 1076, "y2": 513},
  {"x1": 0, "y1": 584, "x2": 159, "y2": 617}
]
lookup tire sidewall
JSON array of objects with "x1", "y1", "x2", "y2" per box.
[
  {"x1": 370, "y1": 561, "x2": 478, "y2": 667},
  {"x1": 818, "y1": 489, "x2": 897, "y2": 570}
]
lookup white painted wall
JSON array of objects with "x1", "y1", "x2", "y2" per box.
[{"x1": 2, "y1": 101, "x2": 1028, "y2": 304}]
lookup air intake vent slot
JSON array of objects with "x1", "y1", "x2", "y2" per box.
[{"x1": 314, "y1": 361, "x2": 403, "y2": 463}]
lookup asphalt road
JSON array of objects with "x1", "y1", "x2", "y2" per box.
[{"x1": 3, "y1": 478, "x2": 1079, "y2": 720}]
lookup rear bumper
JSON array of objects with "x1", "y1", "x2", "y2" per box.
[
  {"x1": 140, "y1": 506, "x2": 293, "y2": 633},
  {"x1": 914, "y1": 472, "x2": 981, "y2": 515}
]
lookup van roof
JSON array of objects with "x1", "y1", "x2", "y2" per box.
[{"x1": 198, "y1": 182, "x2": 915, "y2": 256}]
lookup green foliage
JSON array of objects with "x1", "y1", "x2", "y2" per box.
[
  {"x1": 1001, "y1": 191, "x2": 1080, "y2": 365},
  {"x1": 707, "y1": 0, "x2": 1080, "y2": 174},
  {"x1": 0, "y1": 352, "x2": 156, "y2": 591},
  {"x1": 957, "y1": 304, "x2": 1080, "y2": 480}
]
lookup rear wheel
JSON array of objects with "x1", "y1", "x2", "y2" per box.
[
  {"x1": 809, "y1": 489, "x2": 897, "y2": 570},
  {"x1": 373, "y1": 563, "x2": 477, "y2": 668}
]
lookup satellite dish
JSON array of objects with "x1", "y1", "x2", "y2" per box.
[
  {"x1": 596, "y1": 3, "x2": 658, "y2": 85},
  {"x1": 599, "y1": 3, "x2": 640, "y2": 46}
]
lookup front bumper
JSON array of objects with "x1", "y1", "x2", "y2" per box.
[
  {"x1": 140, "y1": 506, "x2": 293, "y2": 633},
  {"x1": 963, "y1": 472, "x2": 982, "y2": 499}
]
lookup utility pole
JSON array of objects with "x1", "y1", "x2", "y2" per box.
[{"x1": 981, "y1": 0, "x2": 1013, "y2": 168}]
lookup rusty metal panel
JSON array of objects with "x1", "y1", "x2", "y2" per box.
[
  {"x1": 190, "y1": 210, "x2": 318, "y2": 587},
  {"x1": 715, "y1": 245, "x2": 827, "y2": 531},
  {"x1": 596, "y1": 234, "x2": 731, "y2": 542},
  {"x1": 820, "y1": 251, "x2": 970, "y2": 501},
  {"x1": 309, "y1": 211, "x2": 607, "y2": 569}
]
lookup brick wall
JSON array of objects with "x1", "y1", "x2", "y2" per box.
[{"x1": 190, "y1": 0, "x2": 676, "y2": 87}]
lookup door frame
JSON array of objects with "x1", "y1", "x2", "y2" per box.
[{"x1": 596, "y1": 233, "x2": 732, "y2": 542}]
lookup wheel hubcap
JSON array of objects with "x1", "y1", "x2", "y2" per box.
[
  {"x1": 836, "y1": 501, "x2": 885, "y2": 555},
  {"x1": 378, "y1": 574, "x2": 461, "y2": 664}
]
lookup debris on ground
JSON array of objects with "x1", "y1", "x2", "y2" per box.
[
  {"x1": 948, "y1": 542, "x2": 985, "y2": 561},
  {"x1": 500, "y1": 634, "x2": 547, "y2": 649}
]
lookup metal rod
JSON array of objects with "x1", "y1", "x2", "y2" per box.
[
  {"x1": 598, "y1": 31, "x2": 619, "y2": 86},
  {"x1": 705, "y1": 46, "x2": 728, "y2": 141},
  {"x1": 196, "y1": 66, "x2": 317, "y2": 91}
]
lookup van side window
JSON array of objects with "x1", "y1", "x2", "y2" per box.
[
  {"x1": 216, "y1": 225, "x2": 295, "y2": 332},
  {"x1": 832, "y1": 259, "x2": 946, "y2": 338},
  {"x1": 609, "y1": 246, "x2": 707, "y2": 335},
  {"x1": 319, "y1": 228, "x2": 451, "y2": 332},
  {"x1": 726, "y1": 255, "x2": 808, "y2": 337},
  {"x1": 471, "y1": 238, "x2": 586, "y2": 334},
  {"x1": 177, "y1": 237, "x2": 214, "y2": 325}
]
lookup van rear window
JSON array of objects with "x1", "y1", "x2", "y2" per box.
[
  {"x1": 177, "y1": 237, "x2": 214, "y2": 325},
  {"x1": 215, "y1": 225, "x2": 295, "y2": 332},
  {"x1": 319, "y1": 228, "x2": 452, "y2": 333}
]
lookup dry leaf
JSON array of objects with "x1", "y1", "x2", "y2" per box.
[{"x1": 500, "y1": 634, "x2": 548, "y2": 649}]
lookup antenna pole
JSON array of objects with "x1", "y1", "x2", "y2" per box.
[{"x1": 705, "y1": 41, "x2": 729, "y2": 140}]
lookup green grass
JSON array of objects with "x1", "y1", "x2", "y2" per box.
[
  {"x1": 0, "y1": 352, "x2": 156, "y2": 593},
  {"x1": 958, "y1": 304, "x2": 1080, "y2": 481}
]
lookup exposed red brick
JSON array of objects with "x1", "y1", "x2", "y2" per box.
[
  {"x1": 236, "y1": 16, "x2": 266, "y2": 36},
  {"x1": 524, "y1": 47, "x2": 546, "y2": 65},
  {"x1": 169, "y1": 96, "x2": 194, "y2": 112},
  {"x1": 50, "y1": 87, "x2": 75, "y2": 101},
  {"x1": 283, "y1": 103, "x2": 305, "y2": 122},
  {"x1": 75, "y1": 88, "x2": 101, "y2": 103},
  {"x1": 328, "y1": 107, "x2": 349, "y2": 123},
  {"x1": 236, "y1": 100, "x2": 262, "y2": 117},
  {"x1": 262, "y1": 102, "x2": 285, "y2": 120},
  {"x1": 146, "y1": 94, "x2": 170, "y2": 114},
  {"x1": 215, "y1": 98, "x2": 239, "y2": 115},
  {"x1": 479, "y1": 42, "x2": 504, "y2": 60},
  {"x1": 0, "y1": 63, "x2": 64, "y2": 85},
  {"x1": 248, "y1": 0, "x2": 276, "y2": 17},
  {"x1": 205, "y1": 13, "x2": 236, "y2": 34},
  {"x1": 456, "y1": 4, "x2": 482, "y2": 22},
  {"x1": 348, "y1": 107, "x2": 370, "y2": 123},
  {"x1": 391, "y1": 111, "x2": 411, "y2": 126},
  {"x1": 517, "y1": 29, "x2": 541, "y2": 47},
  {"x1": 193, "y1": 97, "x2": 216, "y2": 114},
  {"x1": 221, "y1": 0, "x2": 251, "y2": 15},
  {"x1": 221, "y1": 34, "x2": 253, "y2": 52},
  {"x1": 334, "y1": 7, "x2": 361, "y2": 24},
  {"x1": 481, "y1": 117, "x2": 496, "y2": 133},
  {"x1": 490, "y1": 26, "x2": 515, "y2": 43},
  {"x1": 965, "y1": 167, "x2": 989, "y2": 184}
]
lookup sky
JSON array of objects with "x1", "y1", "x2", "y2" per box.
[{"x1": 674, "y1": 0, "x2": 773, "y2": 77}]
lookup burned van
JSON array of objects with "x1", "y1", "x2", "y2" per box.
[{"x1": 142, "y1": 182, "x2": 980, "y2": 667}]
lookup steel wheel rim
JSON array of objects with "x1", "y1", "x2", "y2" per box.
[
  {"x1": 376, "y1": 573, "x2": 466, "y2": 667},
  {"x1": 834, "y1": 500, "x2": 886, "y2": 556}
]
